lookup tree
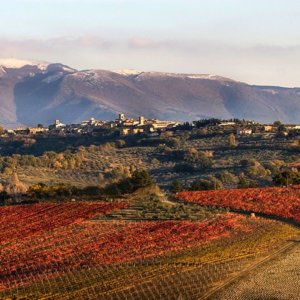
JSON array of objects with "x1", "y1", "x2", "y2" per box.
[
  {"x1": 0, "y1": 189, "x2": 8, "y2": 205},
  {"x1": 170, "y1": 180, "x2": 183, "y2": 193},
  {"x1": 151, "y1": 158, "x2": 160, "y2": 167},
  {"x1": 189, "y1": 177, "x2": 223, "y2": 191},
  {"x1": 166, "y1": 137, "x2": 180, "y2": 148},
  {"x1": 229, "y1": 133, "x2": 237, "y2": 147},
  {"x1": 5, "y1": 172, "x2": 28, "y2": 198},
  {"x1": 183, "y1": 148, "x2": 212, "y2": 169},
  {"x1": 184, "y1": 147, "x2": 200, "y2": 163},
  {"x1": 53, "y1": 161, "x2": 63, "y2": 169},
  {"x1": 131, "y1": 170, "x2": 153, "y2": 189},
  {"x1": 117, "y1": 178, "x2": 134, "y2": 194},
  {"x1": 98, "y1": 173, "x2": 105, "y2": 187},
  {"x1": 103, "y1": 169, "x2": 153, "y2": 196},
  {"x1": 208, "y1": 176, "x2": 223, "y2": 190},
  {"x1": 238, "y1": 173, "x2": 258, "y2": 188},
  {"x1": 273, "y1": 170, "x2": 300, "y2": 186},
  {"x1": 240, "y1": 159, "x2": 257, "y2": 168},
  {"x1": 28, "y1": 183, "x2": 78, "y2": 199},
  {"x1": 216, "y1": 171, "x2": 237, "y2": 184},
  {"x1": 273, "y1": 121, "x2": 282, "y2": 127},
  {"x1": 104, "y1": 184, "x2": 122, "y2": 196}
]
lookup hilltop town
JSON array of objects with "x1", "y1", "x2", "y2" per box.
[
  {"x1": 1, "y1": 114, "x2": 179, "y2": 137},
  {"x1": 1, "y1": 114, "x2": 300, "y2": 140}
]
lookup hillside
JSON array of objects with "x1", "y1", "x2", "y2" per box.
[{"x1": 1, "y1": 60, "x2": 300, "y2": 127}]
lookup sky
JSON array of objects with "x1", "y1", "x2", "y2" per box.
[{"x1": 1, "y1": 0, "x2": 300, "y2": 86}]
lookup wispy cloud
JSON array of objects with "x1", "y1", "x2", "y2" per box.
[{"x1": 1, "y1": 36, "x2": 300, "y2": 87}]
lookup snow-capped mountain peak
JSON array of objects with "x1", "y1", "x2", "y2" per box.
[{"x1": 113, "y1": 69, "x2": 142, "y2": 76}]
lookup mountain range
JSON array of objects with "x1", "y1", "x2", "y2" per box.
[{"x1": 1, "y1": 58, "x2": 300, "y2": 128}]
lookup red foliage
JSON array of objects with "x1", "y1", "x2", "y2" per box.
[
  {"x1": 0, "y1": 202, "x2": 126, "y2": 242},
  {"x1": 0, "y1": 201, "x2": 247, "y2": 291},
  {"x1": 177, "y1": 185, "x2": 300, "y2": 222}
]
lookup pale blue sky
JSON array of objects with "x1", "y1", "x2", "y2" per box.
[{"x1": 1, "y1": 0, "x2": 300, "y2": 86}]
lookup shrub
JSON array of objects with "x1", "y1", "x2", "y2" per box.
[
  {"x1": 216, "y1": 171, "x2": 237, "y2": 184},
  {"x1": 273, "y1": 170, "x2": 300, "y2": 186},
  {"x1": 189, "y1": 177, "x2": 223, "y2": 191}
]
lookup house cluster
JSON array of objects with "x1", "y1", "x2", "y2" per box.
[
  {"x1": 217, "y1": 121, "x2": 255, "y2": 135},
  {"x1": 113, "y1": 114, "x2": 179, "y2": 136},
  {"x1": 2, "y1": 114, "x2": 179, "y2": 137},
  {"x1": 47, "y1": 118, "x2": 106, "y2": 135},
  {"x1": 3, "y1": 116, "x2": 300, "y2": 139},
  {"x1": 214, "y1": 121, "x2": 300, "y2": 137}
]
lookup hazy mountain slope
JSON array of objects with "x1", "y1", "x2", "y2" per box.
[
  {"x1": 0, "y1": 60, "x2": 300, "y2": 127},
  {"x1": 0, "y1": 64, "x2": 48, "y2": 127}
]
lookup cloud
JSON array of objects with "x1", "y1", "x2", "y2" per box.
[
  {"x1": 128, "y1": 38, "x2": 159, "y2": 49},
  {"x1": 1, "y1": 36, "x2": 300, "y2": 87},
  {"x1": 2, "y1": 33, "x2": 300, "y2": 55}
]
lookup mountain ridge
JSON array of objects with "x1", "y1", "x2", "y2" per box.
[{"x1": 1, "y1": 59, "x2": 300, "y2": 127}]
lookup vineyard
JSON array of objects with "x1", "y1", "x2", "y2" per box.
[
  {"x1": 0, "y1": 202, "x2": 246, "y2": 297},
  {"x1": 1, "y1": 192, "x2": 300, "y2": 299},
  {"x1": 177, "y1": 185, "x2": 300, "y2": 223}
]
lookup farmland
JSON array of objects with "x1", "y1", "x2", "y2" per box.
[
  {"x1": 0, "y1": 200, "x2": 243, "y2": 292},
  {"x1": 176, "y1": 185, "x2": 300, "y2": 223},
  {"x1": 0, "y1": 188, "x2": 300, "y2": 299},
  {"x1": 2, "y1": 129, "x2": 300, "y2": 298}
]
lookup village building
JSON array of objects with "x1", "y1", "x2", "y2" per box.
[
  {"x1": 115, "y1": 113, "x2": 178, "y2": 136},
  {"x1": 149, "y1": 119, "x2": 178, "y2": 130},
  {"x1": 49, "y1": 119, "x2": 66, "y2": 130},
  {"x1": 236, "y1": 128, "x2": 253, "y2": 135},
  {"x1": 28, "y1": 127, "x2": 48, "y2": 134},
  {"x1": 14, "y1": 128, "x2": 30, "y2": 135},
  {"x1": 263, "y1": 125, "x2": 274, "y2": 132},
  {"x1": 218, "y1": 122, "x2": 236, "y2": 127},
  {"x1": 286, "y1": 125, "x2": 300, "y2": 130}
]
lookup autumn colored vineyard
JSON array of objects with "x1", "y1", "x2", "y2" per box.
[
  {"x1": 0, "y1": 202, "x2": 127, "y2": 241},
  {"x1": 177, "y1": 185, "x2": 300, "y2": 223},
  {"x1": 1, "y1": 199, "x2": 299, "y2": 299},
  {"x1": 0, "y1": 202, "x2": 251, "y2": 293}
]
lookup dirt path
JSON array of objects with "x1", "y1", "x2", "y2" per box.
[
  {"x1": 207, "y1": 237, "x2": 300, "y2": 300},
  {"x1": 161, "y1": 197, "x2": 177, "y2": 206}
]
